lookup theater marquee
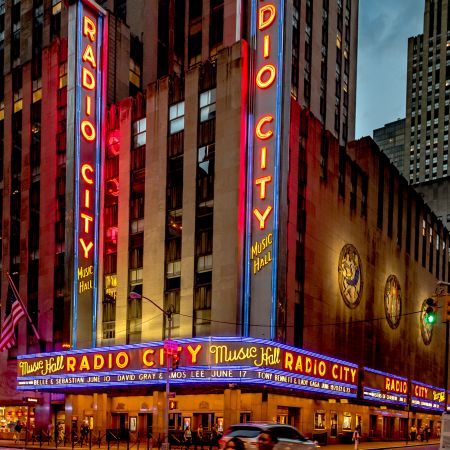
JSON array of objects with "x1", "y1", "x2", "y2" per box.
[{"x1": 16, "y1": 337, "x2": 358, "y2": 397}]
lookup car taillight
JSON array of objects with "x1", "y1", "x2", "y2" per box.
[{"x1": 219, "y1": 439, "x2": 225, "y2": 447}]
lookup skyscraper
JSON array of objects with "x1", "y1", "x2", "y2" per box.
[
  {"x1": 405, "y1": 0, "x2": 450, "y2": 185},
  {"x1": 373, "y1": 118, "x2": 406, "y2": 174},
  {"x1": 405, "y1": 0, "x2": 450, "y2": 224}
]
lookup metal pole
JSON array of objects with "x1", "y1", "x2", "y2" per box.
[
  {"x1": 165, "y1": 310, "x2": 173, "y2": 450},
  {"x1": 445, "y1": 320, "x2": 449, "y2": 413}
]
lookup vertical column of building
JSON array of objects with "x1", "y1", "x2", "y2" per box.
[
  {"x1": 0, "y1": 0, "x2": 4, "y2": 338},
  {"x1": 211, "y1": 43, "x2": 247, "y2": 335},
  {"x1": 303, "y1": 0, "x2": 312, "y2": 107},
  {"x1": 179, "y1": 70, "x2": 197, "y2": 335},
  {"x1": 291, "y1": 0, "x2": 300, "y2": 101},
  {"x1": 192, "y1": 62, "x2": 216, "y2": 336},
  {"x1": 127, "y1": 95, "x2": 146, "y2": 343},
  {"x1": 101, "y1": 105, "x2": 120, "y2": 345},
  {"x1": 38, "y1": 38, "x2": 58, "y2": 351},
  {"x1": 115, "y1": 98, "x2": 132, "y2": 344},
  {"x1": 142, "y1": 79, "x2": 168, "y2": 340},
  {"x1": 188, "y1": 0, "x2": 202, "y2": 67}
]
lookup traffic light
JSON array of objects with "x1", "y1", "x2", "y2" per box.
[
  {"x1": 171, "y1": 346, "x2": 182, "y2": 370},
  {"x1": 444, "y1": 295, "x2": 450, "y2": 323},
  {"x1": 425, "y1": 297, "x2": 437, "y2": 324}
]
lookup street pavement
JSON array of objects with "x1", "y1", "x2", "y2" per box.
[{"x1": 0, "y1": 438, "x2": 441, "y2": 450}]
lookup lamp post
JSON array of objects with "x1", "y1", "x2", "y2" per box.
[{"x1": 128, "y1": 292, "x2": 174, "y2": 450}]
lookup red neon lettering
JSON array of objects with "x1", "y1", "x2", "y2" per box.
[
  {"x1": 255, "y1": 115, "x2": 274, "y2": 140},
  {"x1": 82, "y1": 45, "x2": 97, "y2": 68},
  {"x1": 81, "y1": 164, "x2": 94, "y2": 184},
  {"x1": 255, "y1": 175, "x2": 272, "y2": 199},
  {"x1": 80, "y1": 213, "x2": 93, "y2": 233},
  {"x1": 253, "y1": 206, "x2": 272, "y2": 229},
  {"x1": 256, "y1": 64, "x2": 276, "y2": 89},
  {"x1": 79, "y1": 238, "x2": 94, "y2": 258},
  {"x1": 81, "y1": 120, "x2": 96, "y2": 141},
  {"x1": 82, "y1": 67, "x2": 96, "y2": 90},
  {"x1": 83, "y1": 16, "x2": 97, "y2": 42},
  {"x1": 258, "y1": 4, "x2": 276, "y2": 30}
]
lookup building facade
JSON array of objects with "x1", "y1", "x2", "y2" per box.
[
  {"x1": 373, "y1": 118, "x2": 406, "y2": 175},
  {"x1": 10, "y1": 0, "x2": 446, "y2": 444}
]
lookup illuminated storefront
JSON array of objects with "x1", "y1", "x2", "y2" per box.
[{"x1": 15, "y1": 337, "x2": 446, "y2": 439}]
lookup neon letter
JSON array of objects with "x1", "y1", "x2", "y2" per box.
[
  {"x1": 82, "y1": 45, "x2": 97, "y2": 68},
  {"x1": 82, "y1": 67, "x2": 96, "y2": 90},
  {"x1": 260, "y1": 146, "x2": 267, "y2": 169},
  {"x1": 80, "y1": 238, "x2": 94, "y2": 258},
  {"x1": 83, "y1": 16, "x2": 97, "y2": 42},
  {"x1": 255, "y1": 115, "x2": 274, "y2": 140},
  {"x1": 256, "y1": 64, "x2": 276, "y2": 89},
  {"x1": 81, "y1": 164, "x2": 94, "y2": 184},
  {"x1": 187, "y1": 344, "x2": 203, "y2": 364},
  {"x1": 253, "y1": 205, "x2": 273, "y2": 229},
  {"x1": 142, "y1": 349, "x2": 155, "y2": 367},
  {"x1": 81, "y1": 213, "x2": 93, "y2": 233},
  {"x1": 86, "y1": 96, "x2": 92, "y2": 116},
  {"x1": 81, "y1": 120, "x2": 96, "y2": 141},
  {"x1": 263, "y1": 35, "x2": 270, "y2": 58},
  {"x1": 255, "y1": 175, "x2": 272, "y2": 199},
  {"x1": 258, "y1": 4, "x2": 276, "y2": 30},
  {"x1": 84, "y1": 189, "x2": 90, "y2": 208}
]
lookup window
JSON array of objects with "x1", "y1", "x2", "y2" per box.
[
  {"x1": 133, "y1": 118, "x2": 146, "y2": 148},
  {"x1": 169, "y1": 101, "x2": 185, "y2": 134},
  {"x1": 199, "y1": 89, "x2": 216, "y2": 122}
]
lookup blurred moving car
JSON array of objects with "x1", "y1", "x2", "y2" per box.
[{"x1": 219, "y1": 423, "x2": 319, "y2": 450}]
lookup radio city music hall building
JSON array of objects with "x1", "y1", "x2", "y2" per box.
[{"x1": 11, "y1": 0, "x2": 450, "y2": 444}]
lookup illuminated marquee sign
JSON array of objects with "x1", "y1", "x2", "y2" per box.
[
  {"x1": 410, "y1": 380, "x2": 445, "y2": 411},
  {"x1": 244, "y1": 0, "x2": 285, "y2": 338},
  {"x1": 16, "y1": 337, "x2": 358, "y2": 397},
  {"x1": 362, "y1": 368, "x2": 408, "y2": 406},
  {"x1": 69, "y1": 0, "x2": 107, "y2": 347}
]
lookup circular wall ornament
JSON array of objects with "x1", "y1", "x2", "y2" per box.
[
  {"x1": 384, "y1": 275, "x2": 402, "y2": 329},
  {"x1": 338, "y1": 244, "x2": 363, "y2": 308},
  {"x1": 420, "y1": 299, "x2": 434, "y2": 345}
]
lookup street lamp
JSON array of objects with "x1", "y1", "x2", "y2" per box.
[{"x1": 128, "y1": 291, "x2": 175, "y2": 450}]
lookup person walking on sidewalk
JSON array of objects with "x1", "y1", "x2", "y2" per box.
[
  {"x1": 410, "y1": 424, "x2": 417, "y2": 441},
  {"x1": 352, "y1": 427, "x2": 360, "y2": 450}
]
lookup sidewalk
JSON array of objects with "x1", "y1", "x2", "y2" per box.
[{"x1": 0, "y1": 439, "x2": 441, "y2": 450}]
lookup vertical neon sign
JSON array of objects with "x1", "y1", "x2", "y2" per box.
[
  {"x1": 244, "y1": 1, "x2": 284, "y2": 338},
  {"x1": 71, "y1": 0, "x2": 107, "y2": 348}
]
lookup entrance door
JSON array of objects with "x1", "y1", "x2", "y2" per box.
[
  {"x1": 383, "y1": 417, "x2": 394, "y2": 439},
  {"x1": 138, "y1": 413, "x2": 152, "y2": 438}
]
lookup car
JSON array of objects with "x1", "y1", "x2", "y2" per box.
[{"x1": 219, "y1": 423, "x2": 319, "y2": 450}]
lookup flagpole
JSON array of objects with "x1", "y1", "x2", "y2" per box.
[{"x1": 6, "y1": 272, "x2": 41, "y2": 342}]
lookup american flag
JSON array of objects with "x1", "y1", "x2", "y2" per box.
[{"x1": 0, "y1": 280, "x2": 26, "y2": 351}]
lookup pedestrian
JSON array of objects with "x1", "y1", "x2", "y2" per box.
[
  {"x1": 47, "y1": 422, "x2": 54, "y2": 442},
  {"x1": 225, "y1": 437, "x2": 246, "y2": 450},
  {"x1": 425, "y1": 425, "x2": 430, "y2": 442},
  {"x1": 410, "y1": 424, "x2": 417, "y2": 442},
  {"x1": 257, "y1": 430, "x2": 278, "y2": 450},
  {"x1": 14, "y1": 420, "x2": 23, "y2": 443},
  {"x1": 197, "y1": 424, "x2": 204, "y2": 449},
  {"x1": 352, "y1": 427, "x2": 360, "y2": 450},
  {"x1": 184, "y1": 426, "x2": 192, "y2": 449}
]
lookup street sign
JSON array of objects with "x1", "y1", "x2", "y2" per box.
[{"x1": 164, "y1": 340, "x2": 178, "y2": 355}]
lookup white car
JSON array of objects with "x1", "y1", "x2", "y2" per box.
[{"x1": 219, "y1": 423, "x2": 319, "y2": 450}]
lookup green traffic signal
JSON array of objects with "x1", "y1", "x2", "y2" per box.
[
  {"x1": 426, "y1": 312, "x2": 436, "y2": 324},
  {"x1": 425, "y1": 300, "x2": 436, "y2": 324}
]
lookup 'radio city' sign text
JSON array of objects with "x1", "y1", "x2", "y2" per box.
[{"x1": 17, "y1": 337, "x2": 358, "y2": 397}]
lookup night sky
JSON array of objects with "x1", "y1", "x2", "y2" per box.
[{"x1": 356, "y1": 0, "x2": 424, "y2": 138}]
